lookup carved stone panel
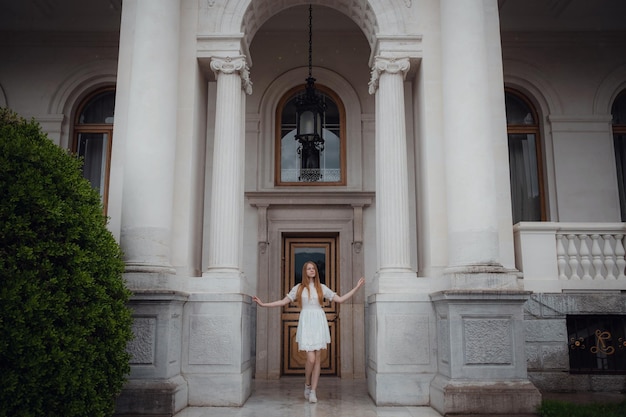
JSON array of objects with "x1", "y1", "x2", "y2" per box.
[
  {"x1": 463, "y1": 318, "x2": 513, "y2": 365},
  {"x1": 128, "y1": 317, "x2": 157, "y2": 365}
]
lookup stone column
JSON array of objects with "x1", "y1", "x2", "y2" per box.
[
  {"x1": 183, "y1": 55, "x2": 254, "y2": 407},
  {"x1": 366, "y1": 57, "x2": 433, "y2": 406},
  {"x1": 118, "y1": 0, "x2": 180, "y2": 276},
  {"x1": 202, "y1": 56, "x2": 252, "y2": 293},
  {"x1": 440, "y1": 0, "x2": 498, "y2": 267},
  {"x1": 112, "y1": 1, "x2": 189, "y2": 416},
  {"x1": 440, "y1": 0, "x2": 518, "y2": 289},
  {"x1": 430, "y1": 1, "x2": 541, "y2": 414},
  {"x1": 368, "y1": 56, "x2": 417, "y2": 292}
]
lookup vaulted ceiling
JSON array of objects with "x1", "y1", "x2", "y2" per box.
[{"x1": 1, "y1": 0, "x2": 625, "y2": 33}]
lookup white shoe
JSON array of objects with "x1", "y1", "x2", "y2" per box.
[
  {"x1": 304, "y1": 384, "x2": 311, "y2": 400},
  {"x1": 309, "y1": 390, "x2": 317, "y2": 403}
]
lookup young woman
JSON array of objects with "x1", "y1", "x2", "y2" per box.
[{"x1": 252, "y1": 261, "x2": 365, "y2": 403}]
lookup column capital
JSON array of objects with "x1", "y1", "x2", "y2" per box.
[
  {"x1": 368, "y1": 56, "x2": 410, "y2": 94},
  {"x1": 210, "y1": 56, "x2": 253, "y2": 95}
]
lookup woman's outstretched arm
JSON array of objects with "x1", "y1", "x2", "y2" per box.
[
  {"x1": 252, "y1": 295, "x2": 291, "y2": 308},
  {"x1": 332, "y1": 277, "x2": 365, "y2": 304}
]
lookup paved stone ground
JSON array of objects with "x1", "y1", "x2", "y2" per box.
[{"x1": 167, "y1": 380, "x2": 626, "y2": 417}]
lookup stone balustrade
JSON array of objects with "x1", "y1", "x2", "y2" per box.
[{"x1": 514, "y1": 222, "x2": 626, "y2": 292}]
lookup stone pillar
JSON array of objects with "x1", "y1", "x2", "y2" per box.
[
  {"x1": 202, "y1": 56, "x2": 252, "y2": 293},
  {"x1": 112, "y1": 1, "x2": 189, "y2": 415},
  {"x1": 366, "y1": 57, "x2": 433, "y2": 406},
  {"x1": 431, "y1": 1, "x2": 541, "y2": 414},
  {"x1": 183, "y1": 55, "x2": 254, "y2": 406},
  {"x1": 118, "y1": 0, "x2": 180, "y2": 276},
  {"x1": 439, "y1": 0, "x2": 519, "y2": 290},
  {"x1": 441, "y1": 0, "x2": 498, "y2": 271},
  {"x1": 368, "y1": 56, "x2": 417, "y2": 292}
]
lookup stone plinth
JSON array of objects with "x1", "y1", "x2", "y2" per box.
[
  {"x1": 182, "y1": 293, "x2": 255, "y2": 406},
  {"x1": 366, "y1": 292, "x2": 437, "y2": 406},
  {"x1": 116, "y1": 291, "x2": 189, "y2": 416},
  {"x1": 430, "y1": 290, "x2": 541, "y2": 415}
]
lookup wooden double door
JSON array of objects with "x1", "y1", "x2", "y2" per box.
[{"x1": 281, "y1": 235, "x2": 339, "y2": 376}]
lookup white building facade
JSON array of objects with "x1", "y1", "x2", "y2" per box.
[{"x1": 2, "y1": 1, "x2": 626, "y2": 415}]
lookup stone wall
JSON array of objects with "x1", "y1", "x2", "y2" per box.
[{"x1": 525, "y1": 292, "x2": 626, "y2": 393}]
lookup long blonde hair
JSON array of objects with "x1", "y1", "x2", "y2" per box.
[{"x1": 295, "y1": 261, "x2": 325, "y2": 305}]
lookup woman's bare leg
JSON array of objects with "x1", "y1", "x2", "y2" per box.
[
  {"x1": 310, "y1": 350, "x2": 321, "y2": 391},
  {"x1": 305, "y1": 351, "x2": 315, "y2": 386}
]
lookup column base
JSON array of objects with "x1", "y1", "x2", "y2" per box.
[
  {"x1": 366, "y1": 292, "x2": 437, "y2": 406},
  {"x1": 182, "y1": 293, "x2": 254, "y2": 406},
  {"x1": 445, "y1": 264, "x2": 522, "y2": 290},
  {"x1": 114, "y1": 375, "x2": 188, "y2": 416},
  {"x1": 198, "y1": 269, "x2": 245, "y2": 293},
  {"x1": 186, "y1": 367, "x2": 253, "y2": 406},
  {"x1": 366, "y1": 367, "x2": 431, "y2": 406},
  {"x1": 430, "y1": 374, "x2": 542, "y2": 415}
]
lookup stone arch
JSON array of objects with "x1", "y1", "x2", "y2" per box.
[
  {"x1": 503, "y1": 59, "x2": 563, "y2": 117},
  {"x1": 47, "y1": 59, "x2": 117, "y2": 149},
  {"x1": 593, "y1": 64, "x2": 626, "y2": 115},
  {"x1": 257, "y1": 66, "x2": 363, "y2": 189},
  {"x1": 200, "y1": 0, "x2": 413, "y2": 52}
]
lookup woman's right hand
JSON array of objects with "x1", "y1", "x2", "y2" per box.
[{"x1": 252, "y1": 296, "x2": 264, "y2": 307}]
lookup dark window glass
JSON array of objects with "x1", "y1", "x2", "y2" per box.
[
  {"x1": 74, "y1": 88, "x2": 115, "y2": 212},
  {"x1": 612, "y1": 90, "x2": 626, "y2": 221},
  {"x1": 505, "y1": 89, "x2": 544, "y2": 223}
]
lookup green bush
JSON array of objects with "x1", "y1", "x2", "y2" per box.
[
  {"x1": 538, "y1": 399, "x2": 626, "y2": 417},
  {"x1": 0, "y1": 108, "x2": 133, "y2": 417}
]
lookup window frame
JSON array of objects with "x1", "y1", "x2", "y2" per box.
[
  {"x1": 72, "y1": 87, "x2": 115, "y2": 214},
  {"x1": 505, "y1": 87, "x2": 547, "y2": 223},
  {"x1": 274, "y1": 84, "x2": 347, "y2": 186}
]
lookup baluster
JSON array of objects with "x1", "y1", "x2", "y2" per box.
[
  {"x1": 557, "y1": 234, "x2": 568, "y2": 280},
  {"x1": 603, "y1": 234, "x2": 617, "y2": 280},
  {"x1": 579, "y1": 234, "x2": 592, "y2": 280},
  {"x1": 615, "y1": 234, "x2": 626, "y2": 280},
  {"x1": 567, "y1": 234, "x2": 580, "y2": 280},
  {"x1": 591, "y1": 234, "x2": 604, "y2": 280}
]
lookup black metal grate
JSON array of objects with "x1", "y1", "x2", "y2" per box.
[{"x1": 567, "y1": 315, "x2": 626, "y2": 374}]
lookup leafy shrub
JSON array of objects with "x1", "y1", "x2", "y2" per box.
[
  {"x1": 538, "y1": 399, "x2": 626, "y2": 417},
  {"x1": 0, "y1": 108, "x2": 133, "y2": 417}
]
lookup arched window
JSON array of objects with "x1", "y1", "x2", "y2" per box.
[
  {"x1": 73, "y1": 88, "x2": 115, "y2": 212},
  {"x1": 275, "y1": 85, "x2": 346, "y2": 185},
  {"x1": 505, "y1": 88, "x2": 545, "y2": 223},
  {"x1": 612, "y1": 89, "x2": 626, "y2": 221}
]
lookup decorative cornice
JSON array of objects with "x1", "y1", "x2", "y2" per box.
[{"x1": 246, "y1": 191, "x2": 374, "y2": 208}]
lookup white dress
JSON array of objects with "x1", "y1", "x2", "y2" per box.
[{"x1": 287, "y1": 283, "x2": 336, "y2": 351}]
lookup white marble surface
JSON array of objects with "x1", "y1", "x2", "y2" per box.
[{"x1": 174, "y1": 377, "x2": 442, "y2": 417}]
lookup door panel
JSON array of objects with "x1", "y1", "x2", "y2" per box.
[{"x1": 281, "y1": 236, "x2": 339, "y2": 375}]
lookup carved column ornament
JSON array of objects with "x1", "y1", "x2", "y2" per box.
[
  {"x1": 368, "y1": 56, "x2": 410, "y2": 95},
  {"x1": 210, "y1": 56, "x2": 253, "y2": 95}
]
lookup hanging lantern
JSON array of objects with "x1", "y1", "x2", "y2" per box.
[{"x1": 295, "y1": 5, "x2": 326, "y2": 180}]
